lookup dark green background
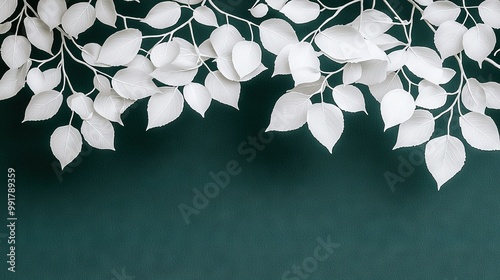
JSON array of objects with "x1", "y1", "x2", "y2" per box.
[{"x1": 1, "y1": 0, "x2": 500, "y2": 279}]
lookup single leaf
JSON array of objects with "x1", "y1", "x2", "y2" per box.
[
  {"x1": 332, "y1": 85, "x2": 366, "y2": 113},
  {"x1": 405, "y1": 47, "x2": 452, "y2": 85},
  {"x1": 479, "y1": 0, "x2": 500, "y2": 29},
  {"x1": 266, "y1": 92, "x2": 312, "y2": 132},
  {"x1": 280, "y1": 0, "x2": 320, "y2": 24},
  {"x1": 126, "y1": 55, "x2": 155, "y2": 74},
  {"x1": 351, "y1": 9, "x2": 394, "y2": 39},
  {"x1": 27, "y1": 67, "x2": 61, "y2": 94},
  {"x1": 150, "y1": 41, "x2": 180, "y2": 68},
  {"x1": 259, "y1": 19, "x2": 299, "y2": 55},
  {"x1": 482, "y1": 82, "x2": 500, "y2": 109},
  {"x1": 434, "y1": 20, "x2": 467, "y2": 59},
  {"x1": 50, "y1": 125, "x2": 82, "y2": 169},
  {"x1": 67, "y1": 92, "x2": 94, "y2": 120},
  {"x1": 93, "y1": 74, "x2": 111, "y2": 93},
  {"x1": 24, "y1": 17, "x2": 54, "y2": 54},
  {"x1": 289, "y1": 76, "x2": 326, "y2": 96},
  {"x1": 37, "y1": 0, "x2": 67, "y2": 29},
  {"x1": 394, "y1": 110, "x2": 435, "y2": 149},
  {"x1": 1, "y1": 35, "x2": 31, "y2": 69},
  {"x1": 232, "y1": 41, "x2": 262, "y2": 79},
  {"x1": 183, "y1": 83, "x2": 211, "y2": 117},
  {"x1": 343, "y1": 63, "x2": 362, "y2": 84},
  {"x1": 147, "y1": 87, "x2": 184, "y2": 130},
  {"x1": 97, "y1": 29, "x2": 142, "y2": 66},
  {"x1": 61, "y1": 3, "x2": 96, "y2": 38},
  {"x1": 356, "y1": 60, "x2": 388, "y2": 85},
  {"x1": 23, "y1": 90, "x2": 62, "y2": 122},
  {"x1": 0, "y1": 22, "x2": 11, "y2": 34},
  {"x1": 368, "y1": 72, "x2": 404, "y2": 102},
  {"x1": 289, "y1": 42, "x2": 320, "y2": 85},
  {"x1": 193, "y1": 6, "x2": 218, "y2": 27},
  {"x1": 96, "y1": 0, "x2": 117, "y2": 27},
  {"x1": 151, "y1": 65, "x2": 198, "y2": 86},
  {"x1": 81, "y1": 114, "x2": 115, "y2": 150},
  {"x1": 380, "y1": 89, "x2": 416, "y2": 131},
  {"x1": 463, "y1": 24, "x2": 496, "y2": 67},
  {"x1": 422, "y1": 1, "x2": 461, "y2": 26},
  {"x1": 307, "y1": 103, "x2": 344, "y2": 153},
  {"x1": 112, "y1": 68, "x2": 160, "y2": 100},
  {"x1": 371, "y1": 34, "x2": 404, "y2": 51},
  {"x1": 265, "y1": 0, "x2": 287, "y2": 10},
  {"x1": 94, "y1": 90, "x2": 125, "y2": 125},
  {"x1": 416, "y1": 80, "x2": 447, "y2": 109},
  {"x1": 142, "y1": 2, "x2": 181, "y2": 29},
  {"x1": 387, "y1": 49, "x2": 408, "y2": 72},
  {"x1": 0, "y1": 67, "x2": 25, "y2": 100},
  {"x1": 314, "y1": 25, "x2": 369, "y2": 62},
  {"x1": 249, "y1": 3, "x2": 269, "y2": 18},
  {"x1": 210, "y1": 24, "x2": 244, "y2": 56},
  {"x1": 459, "y1": 112, "x2": 500, "y2": 151},
  {"x1": 461, "y1": 78, "x2": 486, "y2": 113},
  {"x1": 198, "y1": 39, "x2": 217, "y2": 59},
  {"x1": 425, "y1": 135, "x2": 466, "y2": 190},
  {"x1": 205, "y1": 71, "x2": 240, "y2": 109},
  {"x1": 0, "y1": 0, "x2": 17, "y2": 23},
  {"x1": 273, "y1": 44, "x2": 293, "y2": 76}
]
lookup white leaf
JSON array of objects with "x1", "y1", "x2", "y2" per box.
[
  {"x1": 250, "y1": 3, "x2": 269, "y2": 18},
  {"x1": 142, "y1": 2, "x2": 181, "y2": 29},
  {"x1": 434, "y1": 20, "x2": 467, "y2": 59},
  {"x1": 61, "y1": 3, "x2": 96, "y2": 38},
  {"x1": 81, "y1": 43, "x2": 107, "y2": 67},
  {"x1": 0, "y1": 0, "x2": 17, "y2": 23},
  {"x1": 81, "y1": 114, "x2": 115, "y2": 150},
  {"x1": 479, "y1": 0, "x2": 500, "y2": 29},
  {"x1": 93, "y1": 74, "x2": 111, "y2": 93},
  {"x1": 307, "y1": 103, "x2": 344, "y2": 153},
  {"x1": 67, "y1": 92, "x2": 94, "y2": 120},
  {"x1": 198, "y1": 39, "x2": 217, "y2": 59},
  {"x1": 150, "y1": 41, "x2": 180, "y2": 68},
  {"x1": 37, "y1": 0, "x2": 67, "y2": 29},
  {"x1": 371, "y1": 34, "x2": 404, "y2": 51},
  {"x1": 151, "y1": 65, "x2": 198, "y2": 86},
  {"x1": 23, "y1": 90, "x2": 62, "y2": 121},
  {"x1": 332, "y1": 85, "x2": 366, "y2": 113},
  {"x1": 193, "y1": 6, "x2": 218, "y2": 27},
  {"x1": 51, "y1": 125, "x2": 82, "y2": 169},
  {"x1": 259, "y1": 19, "x2": 299, "y2": 55},
  {"x1": 289, "y1": 76, "x2": 326, "y2": 96},
  {"x1": 273, "y1": 44, "x2": 293, "y2": 76},
  {"x1": 27, "y1": 68, "x2": 61, "y2": 94},
  {"x1": 425, "y1": 135, "x2": 465, "y2": 190},
  {"x1": 183, "y1": 83, "x2": 211, "y2": 117},
  {"x1": 343, "y1": 63, "x2": 362, "y2": 84},
  {"x1": 461, "y1": 78, "x2": 486, "y2": 113},
  {"x1": 265, "y1": 0, "x2": 287, "y2": 10},
  {"x1": 351, "y1": 9, "x2": 394, "y2": 39},
  {"x1": 394, "y1": 110, "x2": 435, "y2": 149},
  {"x1": 463, "y1": 24, "x2": 496, "y2": 67},
  {"x1": 112, "y1": 68, "x2": 160, "y2": 100},
  {"x1": 482, "y1": 82, "x2": 500, "y2": 109},
  {"x1": 266, "y1": 92, "x2": 312, "y2": 132},
  {"x1": 405, "y1": 47, "x2": 451, "y2": 85},
  {"x1": 288, "y1": 42, "x2": 320, "y2": 85},
  {"x1": 0, "y1": 22, "x2": 12, "y2": 34},
  {"x1": 416, "y1": 80, "x2": 447, "y2": 109},
  {"x1": 368, "y1": 72, "x2": 404, "y2": 102},
  {"x1": 96, "y1": 0, "x2": 117, "y2": 27},
  {"x1": 387, "y1": 49, "x2": 408, "y2": 72},
  {"x1": 210, "y1": 24, "x2": 244, "y2": 56},
  {"x1": 1, "y1": 35, "x2": 31, "y2": 69},
  {"x1": 232, "y1": 41, "x2": 262, "y2": 79},
  {"x1": 422, "y1": 1, "x2": 461, "y2": 26},
  {"x1": 126, "y1": 55, "x2": 154, "y2": 74},
  {"x1": 314, "y1": 25, "x2": 369, "y2": 62},
  {"x1": 94, "y1": 90, "x2": 125, "y2": 125},
  {"x1": 205, "y1": 71, "x2": 240, "y2": 109},
  {"x1": 381, "y1": 89, "x2": 416, "y2": 131},
  {"x1": 460, "y1": 112, "x2": 500, "y2": 151},
  {"x1": 170, "y1": 38, "x2": 199, "y2": 69},
  {"x1": 147, "y1": 87, "x2": 184, "y2": 130},
  {"x1": 215, "y1": 54, "x2": 239, "y2": 81},
  {"x1": 240, "y1": 64, "x2": 267, "y2": 81},
  {"x1": 97, "y1": 29, "x2": 142, "y2": 66},
  {"x1": 174, "y1": 0, "x2": 203, "y2": 4},
  {"x1": 280, "y1": 0, "x2": 320, "y2": 24},
  {"x1": 356, "y1": 60, "x2": 388, "y2": 85},
  {"x1": 0, "y1": 67, "x2": 25, "y2": 100},
  {"x1": 415, "y1": 0, "x2": 433, "y2": 5},
  {"x1": 24, "y1": 17, "x2": 53, "y2": 54}
]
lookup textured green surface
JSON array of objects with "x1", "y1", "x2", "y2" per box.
[{"x1": 1, "y1": 0, "x2": 500, "y2": 279}]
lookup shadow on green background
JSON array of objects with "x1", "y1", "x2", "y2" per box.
[{"x1": 1, "y1": 0, "x2": 500, "y2": 279}]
